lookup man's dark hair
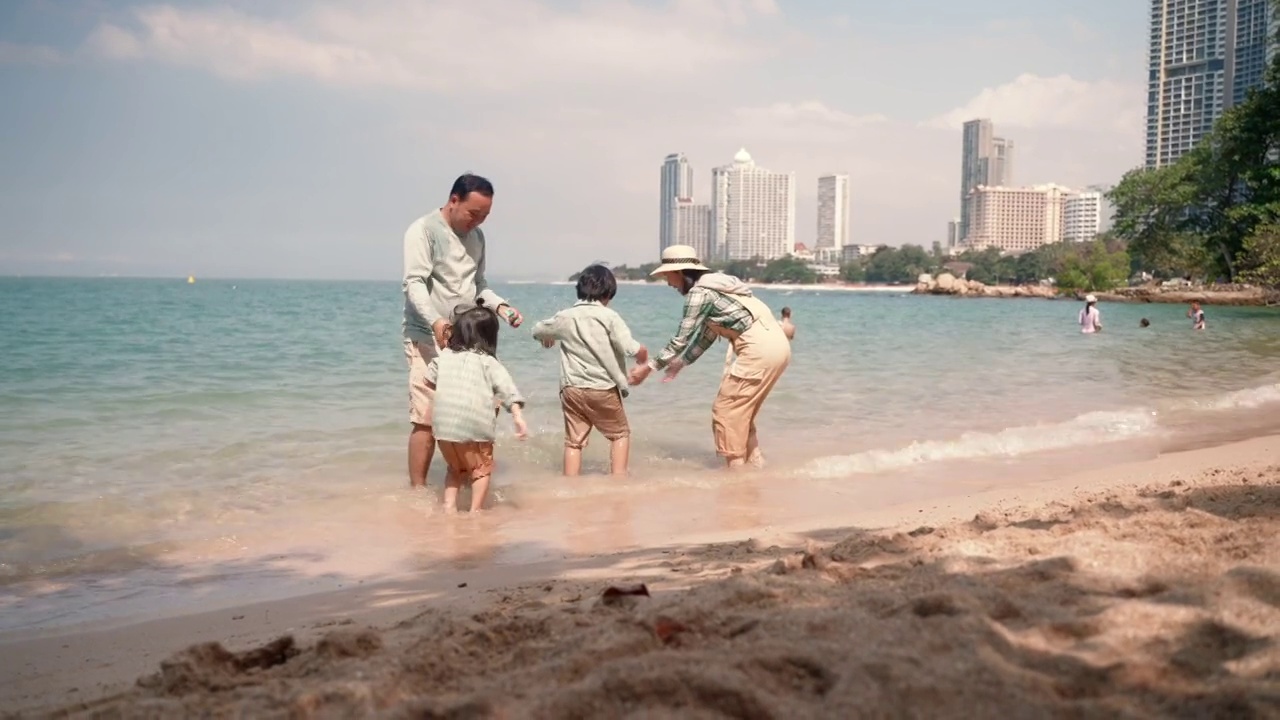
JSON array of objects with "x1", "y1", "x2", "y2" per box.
[
  {"x1": 448, "y1": 299, "x2": 500, "y2": 356},
  {"x1": 449, "y1": 173, "x2": 494, "y2": 201},
  {"x1": 780, "y1": 306, "x2": 792, "y2": 319},
  {"x1": 576, "y1": 264, "x2": 617, "y2": 302}
]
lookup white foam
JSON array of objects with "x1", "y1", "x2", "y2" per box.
[{"x1": 802, "y1": 408, "x2": 1160, "y2": 479}]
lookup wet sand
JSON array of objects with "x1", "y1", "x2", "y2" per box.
[{"x1": 2, "y1": 435, "x2": 1278, "y2": 717}]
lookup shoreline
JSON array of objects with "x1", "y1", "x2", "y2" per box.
[
  {"x1": 5, "y1": 433, "x2": 1278, "y2": 715},
  {"x1": 914, "y1": 279, "x2": 1280, "y2": 306}
]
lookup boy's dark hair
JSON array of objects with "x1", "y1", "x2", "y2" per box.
[
  {"x1": 780, "y1": 306, "x2": 792, "y2": 318},
  {"x1": 448, "y1": 299, "x2": 500, "y2": 356},
  {"x1": 449, "y1": 173, "x2": 494, "y2": 201},
  {"x1": 576, "y1": 264, "x2": 617, "y2": 302}
]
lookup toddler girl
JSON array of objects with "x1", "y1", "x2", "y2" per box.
[{"x1": 424, "y1": 300, "x2": 527, "y2": 513}]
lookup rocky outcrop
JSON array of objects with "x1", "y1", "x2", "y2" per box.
[
  {"x1": 913, "y1": 273, "x2": 1058, "y2": 299},
  {"x1": 1093, "y1": 284, "x2": 1279, "y2": 306}
]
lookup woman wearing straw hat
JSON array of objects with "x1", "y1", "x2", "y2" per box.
[
  {"x1": 1079, "y1": 294, "x2": 1102, "y2": 334},
  {"x1": 628, "y1": 245, "x2": 791, "y2": 469}
]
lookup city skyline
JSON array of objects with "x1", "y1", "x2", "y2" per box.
[
  {"x1": 0, "y1": 2, "x2": 1173, "y2": 279},
  {"x1": 1145, "y1": 0, "x2": 1277, "y2": 168}
]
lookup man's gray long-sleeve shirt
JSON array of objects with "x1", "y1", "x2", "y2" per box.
[{"x1": 402, "y1": 209, "x2": 506, "y2": 345}]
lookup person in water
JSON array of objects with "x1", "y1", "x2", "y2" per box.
[
  {"x1": 1187, "y1": 302, "x2": 1206, "y2": 330},
  {"x1": 1140, "y1": 318, "x2": 1151, "y2": 328},
  {"x1": 423, "y1": 301, "x2": 527, "y2": 513},
  {"x1": 629, "y1": 245, "x2": 791, "y2": 470},
  {"x1": 532, "y1": 264, "x2": 647, "y2": 476},
  {"x1": 779, "y1": 307, "x2": 796, "y2": 340},
  {"x1": 1079, "y1": 294, "x2": 1102, "y2": 334}
]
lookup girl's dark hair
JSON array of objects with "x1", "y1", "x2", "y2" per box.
[{"x1": 448, "y1": 299, "x2": 500, "y2": 356}]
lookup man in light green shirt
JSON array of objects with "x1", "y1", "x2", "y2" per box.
[
  {"x1": 402, "y1": 174, "x2": 523, "y2": 489},
  {"x1": 533, "y1": 265, "x2": 646, "y2": 476}
]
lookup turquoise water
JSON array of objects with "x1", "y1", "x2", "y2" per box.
[{"x1": 2, "y1": 277, "x2": 1279, "y2": 631}]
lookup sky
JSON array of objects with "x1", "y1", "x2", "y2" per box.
[{"x1": 0, "y1": 0, "x2": 1149, "y2": 280}]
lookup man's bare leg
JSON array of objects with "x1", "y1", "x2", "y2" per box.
[
  {"x1": 408, "y1": 423, "x2": 435, "y2": 488},
  {"x1": 609, "y1": 436, "x2": 630, "y2": 475},
  {"x1": 563, "y1": 447, "x2": 583, "y2": 476}
]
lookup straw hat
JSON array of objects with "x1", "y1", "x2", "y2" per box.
[
  {"x1": 650, "y1": 245, "x2": 710, "y2": 276},
  {"x1": 1085, "y1": 294, "x2": 1097, "y2": 303}
]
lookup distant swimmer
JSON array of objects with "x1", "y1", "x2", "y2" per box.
[
  {"x1": 1187, "y1": 302, "x2": 1206, "y2": 330},
  {"x1": 779, "y1": 307, "x2": 796, "y2": 341},
  {"x1": 1140, "y1": 318, "x2": 1150, "y2": 328},
  {"x1": 1079, "y1": 294, "x2": 1102, "y2": 334}
]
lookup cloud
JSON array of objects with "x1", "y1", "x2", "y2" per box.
[
  {"x1": 925, "y1": 73, "x2": 1143, "y2": 134},
  {"x1": 0, "y1": 41, "x2": 64, "y2": 65},
  {"x1": 83, "y1": 0, "x2": 786, "y2": 93},
  {"x1": 731, "y1": 102, "x2": 887, "y2": 143}
]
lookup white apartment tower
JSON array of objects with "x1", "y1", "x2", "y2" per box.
[
  {"x1": 947, "y1": 218, "x2": 961, "y2": 248},
  {"x1": 1146, "y1": 0, "x2": 1277, "y2": 168},
  {"x1": 1063, "y1": 190, "x2": 1114, "y2": 243},
  {"x1": 964, "y1": 184, "x2": 1070, "y2": 253},
  {"x1": 816, "y1": 174, "x2": 850, "y2": 250},
  {"x1": 711, "y1": 148, "x2": 796, "y2": 261},
  {"x1": 959, "y1": 119, "x2": 1014, "y2": 242},
  {"x1": 659, "y1": 153, "x2": 695, "y2": 251},
  {"x1": 674, "y1": 199, "x2": 713, "y2": 259}
]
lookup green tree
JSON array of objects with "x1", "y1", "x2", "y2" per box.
[
  {"x1": 865, "y1": 245, "x2": 934, "y2": 284},
  {"x1": 1238, "y1": 223, "x2": 1280, "y2": 288},
  {"x1": 758, "y1": 256, "x2": 817, "y2": 284},
  {"x1": 839, "y1": 261, "x2": 866, "y2": 283}
]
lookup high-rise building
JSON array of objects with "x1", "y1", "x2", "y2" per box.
[
  {"x1": 963, "y1": 184, "x2": 1070, "y2": 254},
  {"x1": 711, "y1": 148, "x2": 796, "y2": 261},
  {"x1": 947, "y1": 218, "x2": 961, "y2": 248},
  {"x1": 659, "y1": 153, "x2": 694, "y2": 251},
  {"x1": 1063, "y1": 188, "x2": 1116, "y2": 242},
  {"x1": 816, "y1": 174, "x2": 850, "y2": 250},
  {"x1": 1146, "y1": 0, "x2": 1278, "y2": 169},
  {"x1": 1233, "y1": 0, "x2": 1279, "y2": 105},
  {"x1": 959, "y1": 119, "x2": 1014, "y2": 241},
  {"x1": 674, "y1": 199, "x2": 712, "y2": 259}
]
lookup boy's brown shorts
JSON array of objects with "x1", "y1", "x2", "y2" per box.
[
  {"x1": 437, "y1": 440, "x2": 495, "y2": 481},
  {"x1": 561, "y1": 387, "x2": 629, "y2": 449}
]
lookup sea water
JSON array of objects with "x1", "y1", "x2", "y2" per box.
[{"x1": 2, "y1": 277, "x2": 1279, "y2": 632}]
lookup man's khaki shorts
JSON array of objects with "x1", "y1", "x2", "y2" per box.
[
  {"x1": 405, "y1": 338, "x2": 438, "y2": 426},
  {"x1": 560, "y1": 386, "x2": 630, "y2": 449}
]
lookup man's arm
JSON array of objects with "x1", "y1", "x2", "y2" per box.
[
  {"x1": 403, "y1": 220, "x2": 441, "y2": 326},
  {"x1": 473, "y1": 230, "x2": 507, "y2": 310},
  {"x1": 650, "y1": 288, "x2": 712, "y2": 370}
]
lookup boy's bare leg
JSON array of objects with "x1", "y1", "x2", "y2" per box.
[
  {"x1": 563, "y1": 447, "x2": 583, "y2": 476},
  {"x1": 609, "y1": 436, "x2": 630, "y2": 475},
  {"x1": 442, "y1": 469, "x2": 462, "y2": 514},
  {"x1": 469, "y1": 473, "x2": 491, "y2": 512},
  {"x1": 408, "y1": 424, "x2": 435, "y2": 488}
]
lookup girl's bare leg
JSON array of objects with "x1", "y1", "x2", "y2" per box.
[
  {"x1": 443, "y1": 470, "x2": 462, "y2": 514},
  {"x1": 469, "y1": 473, "x2": 492, "y2": 513}
]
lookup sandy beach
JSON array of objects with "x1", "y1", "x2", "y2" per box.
[{"x1": 2, "y1": 435, "x2": 1277, "y2": 718}]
